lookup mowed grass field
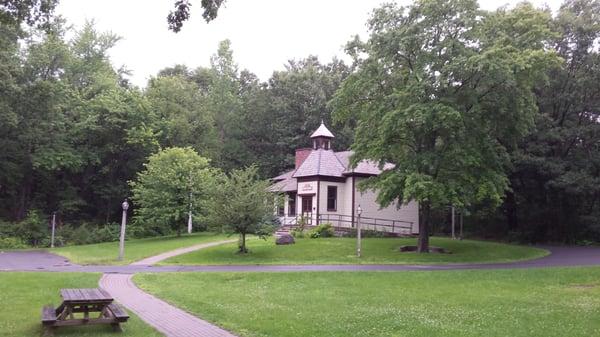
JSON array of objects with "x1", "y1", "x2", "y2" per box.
[
  {"x1": 135, "y1": 267, "x2": 600, "y2": 337},
  {"x1": 161, "y1": 236, "x2": 548, "y2": 265},
  {"x1": 52, "y1": 232, "x2": 229, "y2": 265},
  {"x1": 0, "y1": 273, "x2": 161, "y2": 337}
]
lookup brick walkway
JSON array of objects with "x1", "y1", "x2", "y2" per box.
[
  {"x1": 100, "y1": 273, "x2": 237, "y2": 337},
  {"x1": 131, "y1": 239, "x2": 237, "y2": 265},
  {"x1": 101, "y1": 238, "x2": 239, "y2": 337}
]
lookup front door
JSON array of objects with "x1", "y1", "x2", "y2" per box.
[{"x1": 301, "y1": 196, "x2": 313, "y2": 224}]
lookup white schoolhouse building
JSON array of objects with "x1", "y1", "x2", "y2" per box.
[{"x1": 269, "y1": 123, "x2": 419, "y2": 235}]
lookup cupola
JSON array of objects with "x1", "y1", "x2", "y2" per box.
[{"x1": 310, "y1": 121, "x2": 334, "y2": 150}]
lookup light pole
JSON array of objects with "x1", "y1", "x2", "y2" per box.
[
  {"x1": 118, "y1": 199, "x2": 129, "y2": 261},
  {"x1": 187, "y1": 191, "x2": 193, "y2": 234},
  {"x1": 50, "y1": 212, "x2": 56, "y2": 248},
  {"x1": 356, "y1": 205, "x2": 362, "y2": 258}
]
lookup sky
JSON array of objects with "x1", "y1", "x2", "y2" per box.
[{"x1": 56, "y1": 0, "x2": 564, "y2": 87}]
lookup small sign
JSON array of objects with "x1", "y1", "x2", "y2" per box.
[{"x1": 298, "y1": 181, "x2": 316, "y2": 195}]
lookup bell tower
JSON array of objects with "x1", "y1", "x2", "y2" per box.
[{"x1": 310, "y1": 121, "x2": 335, "y2": 150}]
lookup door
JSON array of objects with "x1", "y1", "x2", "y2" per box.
[{"x1": 301, "y1": 196, "x2": 313, "y2": 225}]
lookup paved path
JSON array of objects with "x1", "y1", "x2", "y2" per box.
[
  {"x1": 102, "y1": 239, "x2": 239, "y2": 337},
  {"x1": 131, "y1": 239, "x2": 237, "y2": 266},
  {"x1": 3, "y1": 245, "x2": 600, "y2": 273},
  {"x1": 100, "y1": 273, "x2": 236, "y2": 337},
  {"x1": 0, "y1": 250, "x2": 71, "y2": 271}
]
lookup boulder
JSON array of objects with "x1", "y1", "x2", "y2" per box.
[{"x1": 276, "y1": 233, "x2": 295, "y2": 245}]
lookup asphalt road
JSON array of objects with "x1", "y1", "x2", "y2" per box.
[{"x1": 2, "y1": 245, "x2": 600, "y2": 273}]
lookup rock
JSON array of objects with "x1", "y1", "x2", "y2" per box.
[{"x1": 276, "y1": 233, "x2": 295, "y2": 245}]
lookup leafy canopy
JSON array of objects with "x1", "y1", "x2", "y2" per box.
[
  {"x1": 209, "y1": 165, "x2": 275, "y2": 253},
  {"x1": 332, "y1": 0, "x2": 560, "y2": 250},
  {"x1": 130, "y1": 147, "x2": 215, "y2": 236}
]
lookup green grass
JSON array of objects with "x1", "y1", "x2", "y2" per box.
[
  {"x1": 135, "y1": 267, "x2": 600, "y2": 337},
  {"x1": 161, "y1": 237, "x2": 548, "y2": 265},
  {"x1": 0, "y1": 272, "x2": 161, "y2": 337},
  {"x1": 52, "y1": 232, "x2": 229, "y2": 265}
]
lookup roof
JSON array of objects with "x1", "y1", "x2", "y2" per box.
[
  {"x1": 268, "y1": 175, "x2": 298, "y2": 192},
  {"x1": 269, "y1": 150, "x2": 394, "y2": 192},
  {"x1": 273, "y1": 170, "x2": 294, "y2": 182},
  {"x1": 335, "y1": 151, "x2": 395, "y2": 175},
  {"x1": 310, "y1": 122, "x2": 335, "y2": 138},
  {"x1": 292, "y1": 149, "x2": 347, "y2": 178}
]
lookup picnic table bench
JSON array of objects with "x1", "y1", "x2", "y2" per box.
[{"x1": 41, "y1": 288, "x2": 129, "y2": 336}]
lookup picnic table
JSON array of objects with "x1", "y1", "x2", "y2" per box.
[{"x1": 41, "y1": 288, "x2": 129, "y2": 336}]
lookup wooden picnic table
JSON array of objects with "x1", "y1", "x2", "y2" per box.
[{"x1": 41, "y1": 288, "x2": 129, "y2": 336}]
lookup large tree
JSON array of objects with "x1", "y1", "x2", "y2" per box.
[
  {"x1": 130, "y1": 147, "x2": 215, "y2": 236},
  {"x1": 332, "y1": 0, "x2": 559, "y2": 252}
]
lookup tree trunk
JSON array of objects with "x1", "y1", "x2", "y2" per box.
[
  {"x1": 417, "y1": 201, "x2": 431, "y2": 253},
  {"x1": 504, "y1": 190, "x2": 518, "y2": 233},
  {"x1": 238, "y1": 232, "x2": 248, "y2": 253}
]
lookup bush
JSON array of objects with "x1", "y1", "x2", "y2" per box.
[
  {"x1": 15, "y1": 210, "x2": 48, "y2": 246},
  {"x1": 90, "y1": 223, "x2": 120, "y2": 243},
  {"x1": 308, "y1": 223, "x2": 334, "y2": 238},
  {"x1": 342, "y1": 229, "x2": 386, "y2": 238},
  {"x1": 0, "y1": 237, "x2": 27, "y2": 249},
  {"x1": 291, "y1": 228, "x2": 306, "y2": 238}
]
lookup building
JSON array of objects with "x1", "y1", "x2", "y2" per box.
[{"x1": 269, "y1": 122, "x2": 419, "y2": 235}]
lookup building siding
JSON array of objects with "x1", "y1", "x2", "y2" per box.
[{"x1": 354, "y1": 177, "x2": 419, "y2": 234}]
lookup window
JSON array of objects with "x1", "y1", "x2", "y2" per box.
[
  {"x1": 327, "y1": 186, "x2": 337, "y2": 211},
  {"x1": 288, "y1": 193, "x2": 296, "y2": 216},
  {"x1": 277, "y1": 204, "x2": 284, "y2": 216}
]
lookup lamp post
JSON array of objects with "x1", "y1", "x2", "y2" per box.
[
  {"x1": 356, "y1": 205, "x2": 362, "y2": 258},
  {"x1": 118, "y1": 199, "x2": 129, "y2": 261},
  {"x1": 187, "y1": 191, "x2": 193, "y2": 234},
  {"x1": 50, "y1": 212, "x2": 56, "y2": 248}
]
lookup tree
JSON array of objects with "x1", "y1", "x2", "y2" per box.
[
  {"x1": 146, "y1": 75, "x2": 219, "y2": 159},
  {"x1": 332, "y1": 0, "x2": 558, "y2": 252},
  {"x1": 264, "y1": 56, "x2": 352, "y2": 176},
  {"x1": 167, "y1": 0, "x2": 225, "y2": 32},
  {"x1": 501, "y1": 0, "x2": 600, "y2": 242},
  {"x1": 210, "y1": 165, "x2": 275, "y2": 253},
  {"x1": 130, "y1": 147, "x2": 215, "y2": 235},
  {"x1": 0, "y1": 0, "x2": 58, "y2": 29}
]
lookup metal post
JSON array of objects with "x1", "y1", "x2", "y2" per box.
[
  {"x1": 356, "y1": 205, "x2": 362, "y2": 258},
  {"x1": 118, "y1": 199, "x2": 129, "y2": 261},
  {"x1": 50, "y1": 212, "x2": 56, "y2": 248},
  {"x1": 451, "y1": 206, "x2": 455, "y2": 239},
  {"x1": 187, "y1": 191, "x2": 193, "y2": 234}
]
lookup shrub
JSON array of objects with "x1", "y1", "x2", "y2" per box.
[
  {"x1": 70, "y1": 225, "x2": 92, "y2": 245},
  {"x1": 291, "y1": 228, "x2": 306, "y2": 238},
  {"x1": 15, "y1": 210, "x2": 48, "y2": 246},
  {"x1": 0, "y1": 237, "x2": 27, "y2": 249},
  {"x1": 342, "y1": 229, "x2": 386, "y2": 238},
  {"x1": 90, "y1": 223, "x2": 120, "y2": 243},
  {"x1": 308, "y1": 223, "x2": 334, "y2": 238}
]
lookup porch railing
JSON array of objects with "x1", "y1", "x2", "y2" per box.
[
  {"x1": 318, "y1": 213, "x2": 413, "y2": 234},
  {"x1": 279, "y1": 213, "x2": 413, "y2": 234}
]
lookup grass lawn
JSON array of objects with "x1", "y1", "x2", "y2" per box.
[
  {"x1": 161, "y1": 237, "x2": 548, "y2": 265},
  {"x1": 52, "y1": 232, "x2": 229, "y2": 265},
  {"x1": 0, "y1": 272, "x2": 160, "y2": 337},
  {"x1": 135, "y1": 267, "x2": 600, "y2": 337}
]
